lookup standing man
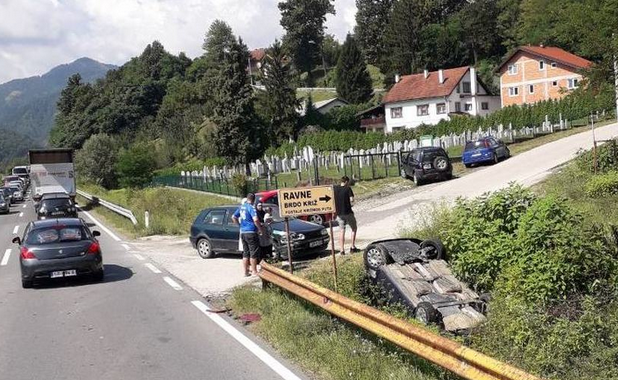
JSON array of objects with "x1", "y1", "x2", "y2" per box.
[
  {"x1": 334, "y1": 176, "x2": 359, "y2": 254},
  {"x1": 233, "y1": 193, "x2": 264, "y2": 276}
]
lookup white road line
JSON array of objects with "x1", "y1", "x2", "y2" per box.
[
  {"x1": 18, "y1": 212, "x2": 23, "y2": 217},
  {"x1": 12, "y1": 225, "x2": 19, "y2": 234},
  {"x1": 77, "y1": 207, "x2": 121, "y2": 242},
  {"x1": 133, "y1": 253, "x2": 145, "y2": 261},
  {"x1": 121, "y1": 243, "x2": 131, "y2": 251},
  {"x1": 144, "y1": 263, "x2": 162, "y2": 274},
  {"x1": 191, "y1": 300, "x2": 302, "y2": 380},
  {"x1": 1, "y1": 249, "x2": 11, "y2": 266},
  {"x1": 22, "y1": 204, "x2": 26, "y2": 209},
  {"x1": 163, "y1": 276, "x2": 183, "y2": 290}
]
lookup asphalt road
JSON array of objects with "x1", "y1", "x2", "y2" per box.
[
  {"x1": 0, "y1": 197, "x2": 306, "y2": 380},
  {"x1": 355, "y1": 121, "x2": 618, "y2": 241}
]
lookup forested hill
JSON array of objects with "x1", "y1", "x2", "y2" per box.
[{"x1": 0, "y1": 57, "x2": 117, "y2": 144}]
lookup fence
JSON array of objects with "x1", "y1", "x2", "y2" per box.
[
  {"x1": 152, "y1": 174, "x2": 279, "y2": 197},
  {"x1": 76, "y1": 189, "x2": 138, "y2": 225}
]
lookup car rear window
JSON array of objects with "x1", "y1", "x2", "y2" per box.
[
  {"x1": 13, "y1": 168, "x2": 28, "y2": 175},
  {"x1": 422, "y1": 150, "x2": 446, "y2": 162},
  {"x1": 27, "y1": 226, "x2": 89, "y2": 245},
  {"x1": 465, "y1": 141, "x2": 488, "y2": 150},
  {"x1": 41, "y1": 199, "x2": 72, "y2": 208}
]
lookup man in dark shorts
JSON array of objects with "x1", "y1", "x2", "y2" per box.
[
  {"x1": 334, "y1": 176, "x2": 359, "y2": 254},
  {"x1": 232, "y1": 193, "x2": 264, "y2": 276}
]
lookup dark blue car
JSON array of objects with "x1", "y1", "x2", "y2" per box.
[
  {"x1": 462, "y1": 137, "x2": 510, "y2": 168},
  {"x1": 189, "y1": 204, "x2": 330, "y2": 260}
]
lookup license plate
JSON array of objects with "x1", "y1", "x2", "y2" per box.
[
  {"x1": 309, "y1": 240, "x2": 323, "y2": 248},
  {"x1": 472, "y1": 153, "x2": 481, "y2": 157},
  {"x1": 51, "y1": 211, "x2": 64, "y2": 216},
  {"x1": 51, "y1": 270, "x2": 77, "y2": 278}
]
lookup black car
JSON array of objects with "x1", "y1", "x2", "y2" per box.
[
  {"x1": 189, "y1": 204, "x2": 330, "y2": 259},
  {"x1": 13, "y1": 218, "x2": 104, "y2": 288},
  {"x1": 401, "y1": 147, "x2": 453, "y2": 185},
  {"x1": 36, "y1": 193, "x2": 77, "y2": 220},
  {"x1": 0, "y1": 188, "x2": 12, "y2": 207},
  {"x1": 0, "y1": 194, "x2": 9, "y2": 214}
]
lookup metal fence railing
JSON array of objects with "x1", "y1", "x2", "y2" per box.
[{"x1": 152, "y1": 175, "x2": 279, "y2": 197}]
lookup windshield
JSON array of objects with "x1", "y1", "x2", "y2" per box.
[{"x1": 26, "y1": 226, "x2": 89, "y2": 245}]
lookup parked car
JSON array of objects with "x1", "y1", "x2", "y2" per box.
[
  {"x1": 0, "y1": 194, "x2": 9, "y2": 214},
  {"x1": 364, "y1": 238, "x2": 488, "y2": 332},
  {"x1": 1, "y1": 187, "x2": 13, "y2": 206},
  {"x1": 12, "y1": 218, "x2": 104, "y2": 288},
  {"x1": 462, "y1": 137, "x2": 510, "y2": 168},
  {"x1": 401, "y1": 147, "x2": 453, "y2": 185},
  {"x1": 36, "y1": 193, "x2": 77, "y2": 220},
  {"x1": 256, "y1": 190, "x2": 334, "y2": 225},
  {"x1": 8, "y1": 186, "x2": 23, "y2": 202},
  {"x1": 190, "y1": 204, "x2": 330, "y2": 259}
]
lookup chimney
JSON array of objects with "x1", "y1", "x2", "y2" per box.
[
  {"x1": 395, "y1": 74, "x2": 400, "y2": 83},
  {"x1": 424, "y1": 69, "x2": 429, "y2": 79},
  {"x1": 438, "y1": 69, "x2": 444, "y2": 84},
  {"x1": 470, "y1": 67, "x2": 477, "y2": 95}
]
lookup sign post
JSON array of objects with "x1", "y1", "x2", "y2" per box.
[{"x1": 278, "y1": 186, "x2": 336, "y2": 276}]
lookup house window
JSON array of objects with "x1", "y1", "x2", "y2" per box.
[
  {"x1": 481, "y1": 102, "x2": 489, "y2": 110},
  {"x1": 417, "y1": 104, "x2": 429, "y2": 116},
  {"x1": 464, "y1": 103, "x2": 473, "y2": 112},
  {"x1": 508, "y1": 64, "x2": 518, "y2": 75},
  {"x1": 567, "y1": 78, "x2": 579, "y2": 89},
  {"x1": 529, "y1": 84, "x2": 535, "y2": 94},
  {"x1": 455, "y1": 102, "x2": 461, "y2": 112},
  {"x1": 508, "y1": 87, "x2": 519, "y2": 97},
  {"x1": 436, "y1": 103, "x2": 447, "y2": 114},
  {"x1": 539, "y1": 60, "x2": 545, "y2": 70},
  {"x1": 551, "y1": 62, "x2": 557, "y2": 68},
  {"x1": 552, "y1": 80, "x2": 558, "y2": 87},
  {"x1": 462, "y1": 81, "x2": 471, "y2": 93},
  {"x1": 456, "y1": 84, "x2": 460, "y2": 94},
  {"x1": 390, "y1": 107, "x2": 403, "y2": 118},
  {"x1": 392, "y1": 126, "x2": 404, "y2": 132}
]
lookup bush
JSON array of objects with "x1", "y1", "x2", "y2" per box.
[
  {"x1": 231, "y1": 173, "x2": 248, "y2": 195},
  {"x1": 116, "y1": 144, "x2": 157, "y2": 188},
  {"x1": 577, "y1": 139, "x2": 618, "y2": 174},
  {"x1": 585, "y1": 171, "x2": 618, "y2": 197}
]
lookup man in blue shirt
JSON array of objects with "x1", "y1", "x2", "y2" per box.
[{"x1": 233, "y1": 193, "x2": 264, "y2": 276}]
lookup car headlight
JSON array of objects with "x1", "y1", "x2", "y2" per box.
[
  {"x1": 423, "y1": 163, "x2": 432, "y2": 169},
  {"x1": 0, "y1": 202, "x2": 5, "y2": 207},
  {"x1": 39, "y1": 207, "x2": 46, "y2": 213},
  {"x1": 321, "y1": 229, "x2": 328, "y2": 236},
  {"x1": 279, "y1": 232, "x2": 305, "y2": 243}
]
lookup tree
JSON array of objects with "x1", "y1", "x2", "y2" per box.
[
  {"x1": 335, "y1": 34, "x2": 373, "y2": 104},
  {"x1": 203, "y1": 20, "x2": 236, "y2": 65},
  {"x1": 211, "y1": 37, "x2": 265, "y2": 172},
  {"x1": 75, "y1": 134, "x2": 119, "y2": 189},
  {"x1": 354, "y1": 0, "x2": 393, "y2": 64},
  {"x1": 279, "y1": 0, "x2": 335, "y2": 85},
  {"x1": 259, "y1": 40, "x2": 300, "y2": 143},
  {"x1": 456, "y1": 0, "x2": 502, "y2": 64},
  {"x1": 115, "y1": 144, "x2": 157, "y2": 188},
  {"x1": 497, "y1": 0, "x2": 523, "y2": 51}
]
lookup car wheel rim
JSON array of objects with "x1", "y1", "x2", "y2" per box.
[
  {"x1": 309, "y1": 215, "x2": 323, "y2": 224},
  {"x1": 436, "y1": 159, "x2": 447, "y2": 170},
  {"x1": 366, "y1": 248, "x2": 383, "y2": 269},
  {"x1": 416, "y1": 309, "x2": 428, "y2": 323},
  {"x1": 199, "y1": 241, "x2": 210, "y2": 256}
]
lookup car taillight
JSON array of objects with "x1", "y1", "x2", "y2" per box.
[
  {"x1": 87, "y1": 242, "x2": 100, "y2": 255},
  {"x1": 20, "y1": 247, "x2": 36, "y2": 259}
]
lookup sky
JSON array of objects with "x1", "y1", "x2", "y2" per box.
[{"x1": 0, "y1": 0, "x2": 357, "y2": 84}]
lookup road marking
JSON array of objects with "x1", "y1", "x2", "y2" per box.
[
  {"x1": 133, "y1": 253, "x2": 145, "y2": 261},
  {"x1": 18, "y1": 212, "x2": 23, "y2": 217},
  {"x1": 145, "y1": 263, "x2": 162, "y2": 274},
  {"x1": 121, "y1": 243, "x2": 131, "y2": 251},
  {"x1": 77, "y1": 207, "x2": 121, "y2": 242},
  {"x1": 12, "y1": 225, "x2": 19, "y2": 234},
  {"x1": 191, "y1": 300, "x2": 301, "y2": 380},
  {"x1": 163, "y1": 276, "x2": 183, "y2": 290},
  {"x1": 1, "y1": 249, "x2": 11, "y2": 266},
  {"x1": 22, "y1": 204, "x2": 26, "y2": 209}
]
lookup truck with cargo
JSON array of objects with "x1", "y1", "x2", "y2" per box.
[{"x1": 28, "y1": 149, "x2": 76, "y2": 201}]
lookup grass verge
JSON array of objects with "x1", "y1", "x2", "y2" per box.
[{"x1": 77, "y1": 184, "x2": 231, "y2": 237}]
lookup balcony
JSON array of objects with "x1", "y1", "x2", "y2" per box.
[{"x1": 360, "y1": 115, "x2": 385, "y2": 127}]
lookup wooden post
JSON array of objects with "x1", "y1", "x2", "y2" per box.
[
  {"x1": 284, "y1": 217, "x2": 294, "y2": 273},
  {"x1": 329, "y1": 213, "x2": 338, "y2": 292},
  {"x1": 592, "y1": 114, "x2": 598, "y2": 174}
]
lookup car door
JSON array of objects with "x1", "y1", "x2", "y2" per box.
[
  {"x1": 489, "y1": 138, "x2": 504, "y2": 157},
  {"x1": 201, "y1": 209, "x2": 228, "y2": 251},
  {"x1": 222, "y1": 208, "x2": 241, "y2": 252}
]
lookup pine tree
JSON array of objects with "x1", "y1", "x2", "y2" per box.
[
  {"x1": 335, "y1": 34, "x2": 373, "y2": 104},
  {"x1": 260, "y1": 40, "x2": 300, "y2": 142},
  {"x1": 354, "y1": 0, "x2": 393, "y2": 65}
]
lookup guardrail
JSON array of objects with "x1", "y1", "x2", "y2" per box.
[
  {"x1": 259, "y1": 262, "x2": 542, "y2": 380},
  {"x1": 76, "y1": 189, "x2": 138, "y2": 225}
]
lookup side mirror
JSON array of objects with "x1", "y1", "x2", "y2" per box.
[
  {"x1": 12, "y1": 237, "x2": 21, "y2": 245},
  {"x1": 92, "y1": 231, "x2": 101, "y2": 237}
]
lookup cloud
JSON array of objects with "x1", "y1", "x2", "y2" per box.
[{"x1": 0, "y1": 0, "x2": 357, "y2": 84}]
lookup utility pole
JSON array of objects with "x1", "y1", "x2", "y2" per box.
[
  {"x1": 614, "y1": 33, "x2": 618, "y2": 123},
  {"x1": 592, "y1": 113, "x2": 598, "y2": 174}
]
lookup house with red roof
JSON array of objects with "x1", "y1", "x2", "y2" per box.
[
  {"x1": 496, "y1": 45, "x2": 592, "y2": 107},
  {"x1": 382, "y1": 66, "x2": 500, "y2": 133}
]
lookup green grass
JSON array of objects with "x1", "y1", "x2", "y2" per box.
[
  {"x1": 78, "y1": 184, "x2": 230, "y2": 237},
  {"x1": 296, "y1": 89, "x2": 337, "y2": 102}
]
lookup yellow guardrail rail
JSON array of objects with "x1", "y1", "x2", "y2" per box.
[{"x1": 259, "y1": 262, "x2": 543, "y2": 380}]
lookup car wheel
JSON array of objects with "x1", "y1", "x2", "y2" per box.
[
  {"x1": 504, "y1": 148, "x2": 511, "y2": 159},
  {"x1": 400, "y1": 168, "x2": 410, "y2": 179},
  {"x1": 364, "y1": 243, "x2": 392, "y2": 278},
  {"x1": 197, "y1": 238, "x2": 215, "y2": 259},
  {"x1": 493, "y1": 153, "x2": 499, "y2": 164},
  {"x1": 477, "y1": 293, "x2": 492, "y2": 314},
  {"x1": 307, "y1": 214, "x2": 324, "y2": 225},
  {"x1": 420, "y1": 239, "x2": 445, "y2": 260},
  {"x1": 413, "y1": 171, "x2": 424, "y2": 186},
  {"x1": 464, "y1": 163, "x2": 472, "y2": 168},
  {"x1": 414, "y1": 302, "x2": 439, "y2": 324},
  {"x1": 22, "y1": 279, "x2": 33, "y2": 289},
  {"x1": 93, "y1": 269, "x2": 104, "y2": 282},
  {"x1": 433, "y1": 156, "x2": 449, "y2": 172}
]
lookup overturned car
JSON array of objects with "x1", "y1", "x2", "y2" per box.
[{"x1": 364, "y1": 238, "x2": 488, "y2": 332}]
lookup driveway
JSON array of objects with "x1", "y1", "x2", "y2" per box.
[{"x1": 354, "y1": 122, "x2": 618, "y2": 242}]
